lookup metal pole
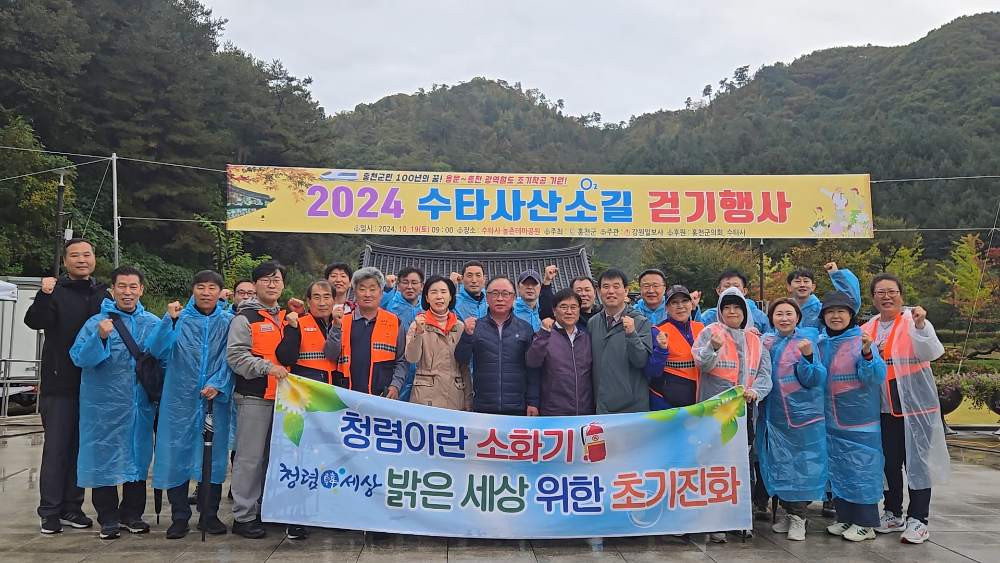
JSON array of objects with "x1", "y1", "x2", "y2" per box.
[
  {"x1": 758, "y1": 239, "x2": 765, "y2": 305},
  {"x1": 53, "y1": 173, "x2": 66, "y2": 276},
  {"x1": 112, "y1": 153, "x2": 119, "y2": 267}
]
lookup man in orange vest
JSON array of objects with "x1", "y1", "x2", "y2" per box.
[
  {"x1": 226, "y1": 261, "x2": 303, "y2": 541},
  {"x1": 324, "y1": 267, "x2": 408, "y2": 399},
  {"x1": 644, "y1": 285, "x2": 705, "y2": 410},
  {"x1": 276, "y1": 280, "x2": 345, "y2": 386}
]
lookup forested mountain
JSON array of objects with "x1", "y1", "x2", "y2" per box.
[{"x1": 2, "y1": 2, "x2": 1000, "y2": 299}]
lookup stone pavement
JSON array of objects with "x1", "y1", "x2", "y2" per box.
[{"x1": 3, "y1": 415, "x2": 1000, "y2": 562}]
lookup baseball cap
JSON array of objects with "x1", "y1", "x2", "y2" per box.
[
  {"x1": 517, "y1": 269, "x2": 542, "y2": 285},
  {"x1": 664, "y1": 285, "x2": 692, "y2": 303}
]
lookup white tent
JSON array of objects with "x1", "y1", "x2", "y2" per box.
[{"x1": 0, "y1": 280, "x2": 16, "y2": 302}]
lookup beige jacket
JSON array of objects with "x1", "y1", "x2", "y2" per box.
[{"x1": 405, "y1": 317, "x2": 472, "y2": 411}]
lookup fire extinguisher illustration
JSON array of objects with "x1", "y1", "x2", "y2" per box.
[{"x1": 581, "y1": 422, "x2": 607, "y2": 462}]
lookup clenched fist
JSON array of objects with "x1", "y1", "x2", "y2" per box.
[
  {"x1": 332, "y1": 306, "x2": 344, "y2": 327},
  {"x1": 450, "y1": 272, "x2": 461, "y2": 285},
  {"x1": 862, "y1": 332, "x2": 874, "y2": 354},
  {"x1": 825, "y1": 262, "x2": 838, "y2": 273},
  {"x1": 98, "y1": 318, "x2": 114, "y2": 339},
  {"x1": 911, "y1": 306, "x2": 927, "y2": 330},
  {"x1": 464, "y1": 317, "x2": 477, "y2": 335},
  {"x1": 690, "y1": 291, "x2": 702, "y2": 308},
  {"x1": 167, "y1": 301, "x2": 182, "y2": 319},
  {"x1": 385, "y1": 274, "x2": 397, "y2": 289},
  {"x1": 287, "y1": 298, "x2": 305, "y2": 315},
  {"x1": 543, "y1": 265, "x2": 558, "y2": 285},
  {"x1": 415, "y1": 313, "x2": 427, "y2": 334},
  {"x1": 621, "y1": 315, "x2": 635, "y2": 334},
  {"x1": 656, "y1": 330, "x2": 669, "y2": 350},
  {"x1": 541, "y1": 317, "x2": 555, "y2": 331},
  {"x1": 798, "y1": 339, "x2": 812, "y2": 356},
  {"x1": 286, "y1": 311, "x2": 299, "y2": 328},
  {"x1": 41, "y1": 277, "x2": 57, "y2": 295},
  {"x1": 710, "y1": 331, "x2": 725, "y2": 351},
  {"x1": 219, "y1": 289, "x2": 232, "y2": 302}
]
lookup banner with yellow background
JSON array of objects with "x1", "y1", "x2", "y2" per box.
[{"x1": 226, "y1": 166, "x2": 872, "y2": 239}]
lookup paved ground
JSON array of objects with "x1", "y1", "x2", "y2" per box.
[{"x1": 3, "y1": 415, "x2": 1000, "y2": 562}]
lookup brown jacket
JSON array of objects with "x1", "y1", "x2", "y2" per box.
[{"x1": 405, "y1": 316, "x2": 472, "y2": 411}]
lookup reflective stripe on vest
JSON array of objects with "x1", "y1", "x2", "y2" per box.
[
  {"x1": 707, "y1": 324, "x2": 761, "y2": 389},
  {"x1": 294, "y1": 313, "x2": 336, "y2": 385},
  {"x1": 863, "y1": 315, "x2": 937, "y2": 418},
  {"x1": 249, "y1": 309, "x2": 286, "y2": 400},
  {"x1": 654, "y1": 320, "x2": 704, "y2": 382},
  {"x1": 338, "y1": 309, "x2": 399, "y2": 393}
]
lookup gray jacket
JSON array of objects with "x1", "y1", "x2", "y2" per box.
[
  {"x1": 226, "y1": 298, "x2": 282, "y2": 380},
  {"x1": 588, "y1": 305, "x2": 653, "y2": 414}
]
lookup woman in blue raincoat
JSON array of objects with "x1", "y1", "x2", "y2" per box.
[
  {"x1": 70, "y1": 266, "x2": 159, "y2": 538},
  {"x1": 758, "y1": 297, "x2": 827, "y2": 541},
  {"x1": 146, "y1": 271, "x2": 234, "y2": 539},
  {"x1": 816, "y1": 271, "x2": 886, "y2": 543}
]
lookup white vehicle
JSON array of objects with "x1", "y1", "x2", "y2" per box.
[{"x1": 1, "y1": 277, "x2": 43, "y2": 415}]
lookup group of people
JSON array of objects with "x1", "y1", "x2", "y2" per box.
[{"x1": 26, "y1": 236, "x2": 951, "y2": 546}]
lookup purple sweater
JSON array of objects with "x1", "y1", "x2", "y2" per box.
[{"x1": 525, "y1": 326, "x2": 595, "y2": 416}]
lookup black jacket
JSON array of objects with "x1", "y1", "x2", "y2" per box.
[
  {"x1": 454, "y1": 313, "x2": 539, "y2": 413},
  {"x1": 24, "y1": 275, "x2": 109, "y2": 396}
]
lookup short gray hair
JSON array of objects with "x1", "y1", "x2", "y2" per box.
[{"x1": 352, "y1": 267, "x2": 385, "y2": 289}]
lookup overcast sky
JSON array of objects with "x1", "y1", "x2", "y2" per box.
[{"x1": 203, "y1": 0, "x2": 999, "y2": 124}]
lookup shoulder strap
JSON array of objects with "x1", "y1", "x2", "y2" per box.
[{"x1": 108, "y1": 312, "x2": 142, "y2": 361}]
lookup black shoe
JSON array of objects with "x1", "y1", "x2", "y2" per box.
[
  {"x1": 286, "y1": 525, "x2": 308, "y2": 540},
  {"x1": 40, "y1": 515, "x2": 63, "y2": 534},
  {"x1": 198, "y1": 515, "x2": 228, "y2": 535},
  {"x1": 822, "y1": 500, "x2": 837, "y2": 518},
  {"x1": 119, "y1": 516, "x2": 151, "y2": 534},
  {"x1": 60, "y1": 510, "x2": 94, "y2": 529},
  {"x1": 188, "y1": 485, "x2": 200, "y2": 505},
  {"x1": 232, "y1": 519, "x2": 266, "y2": 539},
  {"x1": 100, "y1": 521, "x2": 120, "y2": 540},
  {"x1": 166, "y1": 520, "x2": 190, "y2": 539},
  {"x1": 754, "y1": 503, "x2": 772, "y2": 521}
]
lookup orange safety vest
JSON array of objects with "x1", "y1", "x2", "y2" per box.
[
  {"x1": 336, "y1": 309, "x2": 400, "y2": 394},
  {"x1": 707, "y1": 324, "x2": 761, "y2": 389},
  {"x1": 654, "y1": 320, "x2": 705, "y2": 382},
  {"x1": 863, "y1": 314, "x2": 938, "y2": 418},
  {"x1": 293, "y1": 313, "x2": 336, "y2": 385},
  {"x1": 244, "y1": 309, "x2": 287, "y2": 400}
]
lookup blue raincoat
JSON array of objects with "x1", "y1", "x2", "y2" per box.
[
  {"x1": 454, "y1": 285, "x2": 488, "y2": 322},
  {"x1": 818, "y1": 328, "x2": 886, "y2": 504},
  {"x1": 513, "y1": 297, "x2": 542, "y2": 332},
  {"x1": 146, "y1": 299, "x2": 234, "y2": 490},
  {"x1": 70, "y1": 298, "x2": 159, "y2": 488},
  {"x1": 381, "y1": 288, "x2": 422, "y2": 401},
  {"x1": 795, "y1": 269, "x2": 857, "y2": 330},
  {"x1": 634, "y1": 297, "x2": 666, "y2": 326},
  {"x1": 758, "y1": 327, "x2": 828, "y2": 502}
]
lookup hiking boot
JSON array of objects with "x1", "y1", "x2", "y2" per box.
[
  {"x1": 842, "y1": 524, "x2": 875, "y2": 542},
  {"x1": 166, "y1": 520, "x2": 189, "y2": 539},
  {"x1": 286, "y1": 525, "x2": 308, "y2": 540},
  {"x1": 822, "y1": 499, "x2": 837, "y2": 518},
  {"x1": 59, "y1": 511, "x2": 93, "y2": 529},
  {"x1": 119, "y1": 516, "x2": 150, "y2": 534},
  {"x1": 198, "y1": 515, "x2": 228, "y2": 535},
  {"x1": 100, "y1": 520, "x2": 120, "y2": 539},
  {"x1": 787, "y1": 515, "x2": 807, "y2": 541},
  {"x1": 900, "y1": 518, "x2": 930, "y2": 544},
  {"x1": 232, "y1": 519, "x2": 266, "y2": 539},
  {"x1": 875, "y1": 510, "x2": 905, "y2": 533},
  {"x1": 40, "y1": 515, "x2": 63, "y2": 534}
]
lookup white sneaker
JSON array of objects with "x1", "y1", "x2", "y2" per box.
[
  {"x1": 900, "y1": 518, "x2": 929, "y2": 544},
  {"x1": 875, "y1": 510, "x2": 905, "y2": 533},
  {"x1": 827, "y1": 522, "x2": 850, "y2": 536},
  {"x1": 787, "y1": 515, "x2": 807, "y2": 541},
  {"x1": 842, "y1": 524, "x2": 876, "y2": 542},
  {"x1": 709, "y1": 531, "x2": 728, "y2": 543},
  {"x1": 772, "y1": 514, "x2": 792, "y2": 534}
]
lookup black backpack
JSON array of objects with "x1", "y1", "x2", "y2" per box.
[{"x1": 108, "y1": 312, "x2": 165, "y2": 403}]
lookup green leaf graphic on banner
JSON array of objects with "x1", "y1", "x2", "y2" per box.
[
  {"x1": 721, "y1": 420, "x2": 739, "y2": 445},
  {"x1": 305, "y1": 383, "x2": 349, "y2": 413},
  {"x1": 283, "y1": 411, "x2": 304, "y2": 446},
  {"x1": 684, "y1": 402, "x2": 705, "y2": 417},
  {"x1": 644, "y1": 408, "x2": 680, "y2": 422}
]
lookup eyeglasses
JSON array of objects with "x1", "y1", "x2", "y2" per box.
[
  {"x1": 487, "y1": 290, "x2": 515, "y2": 299},
  {"x1": 667, "y1": 299, "x2": 690, "y2": 306},
  {"x1": 640, "y1": 284, "x2": 664, "y2": 291},
  {"x1": 258, "y1": 277, "x2": 283, "y2": 286},
  {"x1": 556, "y1": 305, "x2": 580, "y2": 312},
  {"x1": 874, "y1": 289, "x2": 900, "y2": 298},
  {"x1": 236, "y1": 290, "x2": 256, "y2": 297},
  {"x1": 398, "y1": 280, "x2": 422, "y2": 286}
]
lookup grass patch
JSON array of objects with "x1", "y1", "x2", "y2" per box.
[{"x1": 946, "y1": 400, "x2": 1000, "y2": 425}]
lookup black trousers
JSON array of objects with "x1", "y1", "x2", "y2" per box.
[
  {"x1": 37, "y1": 394, "x2": 85, "y2": 518},
  {"x1": 833, "y1": 497, "x2": 880, "y2": 527},
  {"x1": 91, "y1": 481, "x2": 146, "y2": 525},
  {"x1": 167, "y1": 482, "x2": 222, "y2": 522},
  {"x1": 881, "y1": 414, "x2": 932, "y2": 523}
]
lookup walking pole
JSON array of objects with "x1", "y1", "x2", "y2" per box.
[
  {"x1": 153, "y1": 405, "x2": 162, "y2": 524},
  {"x1": 200, "y1": 400, "x2": 215, "y2": 541}
]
